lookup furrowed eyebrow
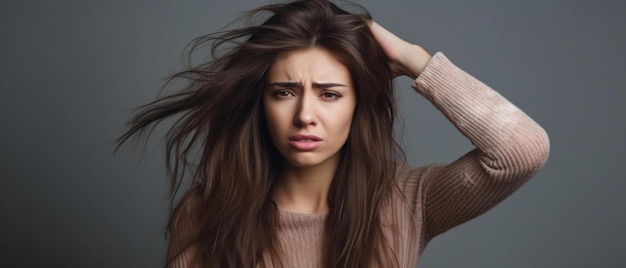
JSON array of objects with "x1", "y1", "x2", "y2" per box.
[
  {"x1": 268, "y1": 82, "x2": 302, "y2": 88},
  {"x1": 312, "y1": 82, "x2": 346, "y2": 89},
  {"x1": 268, "y1": 82, "x2": 346, "y2": 89}
]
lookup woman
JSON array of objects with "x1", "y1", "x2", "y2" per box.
[{"x1": 118, "y1": 0, "x2": 549, "y2": 267}]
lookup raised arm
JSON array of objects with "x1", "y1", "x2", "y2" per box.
[
  {"x1": 370, "y1": 22, "x2": 550, "y2": 238},
  {"x1": 369, "y1": 21, "x2": 431, "y2": 79}
]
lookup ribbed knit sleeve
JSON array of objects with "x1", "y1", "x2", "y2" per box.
[{"x1": 410, "y1": 52, "x2": 550, "y2": 240}]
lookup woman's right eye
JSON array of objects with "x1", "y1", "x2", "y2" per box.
[{"x1": 273, "y1": 90, "x2": 294, "y2": 98}]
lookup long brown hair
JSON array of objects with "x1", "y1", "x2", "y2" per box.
[{"x1": 118, "y1": 0, "x2": 401, "y2": 266}]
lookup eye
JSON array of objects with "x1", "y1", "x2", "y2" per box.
[
  {"x1": 273, "y1": 90, "x2": 295, "y2": 98},
  {"x1": 321, "y1": 91, "x2": 341, "y2": 100}
]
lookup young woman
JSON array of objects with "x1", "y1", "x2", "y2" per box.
[{"x1": 119, "y1": 0, "x2": 549, "y2": 267}]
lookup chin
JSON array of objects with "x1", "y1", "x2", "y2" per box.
[
  {"x1": 282, "y1": 151, "x2": 340, "y2": 170},
  {"x1": 285, "y1": 157, "x2": 325, "y2": 168}
]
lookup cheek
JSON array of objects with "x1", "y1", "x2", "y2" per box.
[
  {"x1": 342, "y1": 98, "x2": 357, "y2": 126},
  {"x1": 328, "y1": 102, "x2": 356, "y2": 138},
  {"x1": 263, "y1": 99, "x2": 288, "y2": 139},
  {"x1": 265, "y1": 109, "x2": 281, "y2": 127},
  {"x1": 341, "y1": 111, "x2": 355, "y2": 135}
]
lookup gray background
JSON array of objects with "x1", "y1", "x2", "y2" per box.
[{"x1": 1, "y1": 0, "x2": 624, "y2": 267}]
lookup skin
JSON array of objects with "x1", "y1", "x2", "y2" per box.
[
  {"x1": 265, "y1": 23, "x2": 432, "y2": 214},
  {"x1": 369, "y1": 21, "x2": 432, "y2": 79},
  {"x1": 264, "y1": 48, "x2": 356, "y2": 214}
]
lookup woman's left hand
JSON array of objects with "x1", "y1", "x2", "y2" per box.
[{"x1": 369, "y1": 21, "x2": 432, "y2": 79}]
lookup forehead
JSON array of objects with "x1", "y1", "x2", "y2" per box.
[{"x1": 267, "y1": 48, "x2": 352, "y2": 84}]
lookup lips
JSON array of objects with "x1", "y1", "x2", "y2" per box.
[{"x1": 288, "y1": 134, "x2": 322, "y2": 151}]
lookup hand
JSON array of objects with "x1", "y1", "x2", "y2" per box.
[{"x1": 369, "y1": 21, "x2": 432, "y2": 79}]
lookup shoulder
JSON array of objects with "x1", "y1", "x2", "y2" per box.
[{"x1": 393, "y1": 162, "x2": 442, "y2": 188}]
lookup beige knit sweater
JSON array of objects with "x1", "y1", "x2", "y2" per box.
[{"x1": 272, "y1": 52, "x2": 550, "y2": 267}]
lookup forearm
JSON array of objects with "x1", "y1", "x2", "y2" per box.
[
  {"x1": 412, "y1": 53, "x2": 550, "y2": 237},
  {"x1": 369, "y1": 22, "x2": 432, "y2": 78},
  {"x1": 413, "y1": 52, "x2": 550, "y2": 175}
]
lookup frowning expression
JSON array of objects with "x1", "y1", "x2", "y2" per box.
[{"x1": 263, "y1": 48, "x2": 356, "y2": 169}]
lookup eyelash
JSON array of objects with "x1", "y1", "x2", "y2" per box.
[
  {"x1": 273, "y1": 90, "x2": 294, "y2": 98},
  {"x1": 272, "y1": 90, "x2": 342, "y2": 100},
  {"x1": 321, "y1": 92, "x2": 341, "y2": 99}
]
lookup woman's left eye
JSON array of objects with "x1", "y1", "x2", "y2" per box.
[{"x1": 321, "y1": 92, "x2": 341, "y2": 99}]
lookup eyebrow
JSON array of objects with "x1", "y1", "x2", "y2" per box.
[{"x1": 268, "y1": 82, "x2": 346, "y2": 89}]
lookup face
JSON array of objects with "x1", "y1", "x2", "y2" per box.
[{"x1": 263, "y1": 48, "x2": 356, "y2": 170}]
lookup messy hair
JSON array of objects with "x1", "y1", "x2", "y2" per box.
[{"x1": 118, "y1": 0, "x2": 400, "y2": 267}]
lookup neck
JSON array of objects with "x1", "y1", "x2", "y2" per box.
[{"x1": 272, "y1": 156, "x2": 340, "y2": 214}]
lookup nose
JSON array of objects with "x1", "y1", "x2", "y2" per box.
[{"x1": 294, "y1": 92, "x2": 317, "y2": 127}]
